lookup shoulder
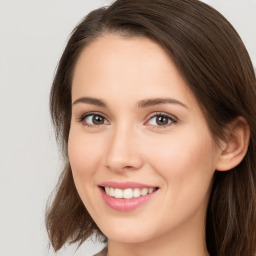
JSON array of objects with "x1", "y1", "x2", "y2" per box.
[{"x1": 93, "y1": 247, "x2": 108, "y2": 256}]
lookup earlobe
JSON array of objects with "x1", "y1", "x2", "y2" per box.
[{"x1": 216, "y1": 117, "x2": 250, "y2": 172}]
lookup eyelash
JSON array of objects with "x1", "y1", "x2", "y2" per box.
[
  {"x1": 77, "y1": 112, "x2": 109, "y2": 127},
  {"x1": 145, "y1": 112, "x2": 177, "y2": 128},
  {"x1": 77, "y1": 112, "x2": 177, "y2": 128}
]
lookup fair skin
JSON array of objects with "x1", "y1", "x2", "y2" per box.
[{"x1": 68, "y1": 34, "x2": 249, "y2": 256}]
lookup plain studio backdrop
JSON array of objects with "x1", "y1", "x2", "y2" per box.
[{"x1": 0, "y1": 1, "x2": 255, "y2": 256}]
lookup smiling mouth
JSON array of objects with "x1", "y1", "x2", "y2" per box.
[{"x1": 100, "y1": 186, "x2": 158, "y2": 199}]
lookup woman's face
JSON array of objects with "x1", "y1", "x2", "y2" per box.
[{"x1": 69, "y1": 35, "x2": 222, "y2": 245}]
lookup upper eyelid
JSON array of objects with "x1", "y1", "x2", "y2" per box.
[
  {"x1": 146, "y1": 112, "x2": 178, "y2": 121},
  {"x1": 78, "y1": 111, "x2": 110, "y2": 121},
  {"x1": 144, "y1": 112, "x2": 178, "y2": 129},
  {"x1": 77, "y1": 113, "x2": 110, "y2": 128}
]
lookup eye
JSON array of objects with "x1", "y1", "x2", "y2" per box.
[
  {"x1": 79, "y1": 113, "x2": 109, "y2": 126},
  {"x1": 147, "y1": 113, "x2": 177, "y2": 127}
]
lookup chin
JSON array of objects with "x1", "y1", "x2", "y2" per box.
[
  {"x1": 100, "y1": 222, "x2": 153, "y2": 244},
  {"x1": 106, "y1": 232, "x2": 149, "y2": 244}
]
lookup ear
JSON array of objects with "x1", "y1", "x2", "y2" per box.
[{"x1": 216, "y1": 116, "x2": 250, "y2": 171}]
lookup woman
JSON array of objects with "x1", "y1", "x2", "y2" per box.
[{"x1": 46, "y1": 0, "x2": 256, "y2": 255}]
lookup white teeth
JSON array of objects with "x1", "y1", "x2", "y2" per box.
[
  {"x1": 104, "y1": 187, "x2": 156, "y2": 199},
  {"x1": 148, "y1": 188, "x2": 154, "y2": 193},
  {"x1": 133, "y1": 188, "x2": 141, "y2": 198},
  {"x1": 105, "y1": 187, "x2": 110, "y2": 195},
  {"x1": 123, "y1": 188, "x2": 133, "y2": 199},
  {"x1": 110, "y1": 187, "x2": 115, "y2": 197},
  {"x1": 141, "y1": 188, "x2": 148, "y2": 196},
  {"x1": 114, "y1": 188, "x2": 123, "y2": 198}
]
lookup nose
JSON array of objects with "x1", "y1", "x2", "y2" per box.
[{"x1": 104, "y1": 124, "x2": 144, "y2": 173}]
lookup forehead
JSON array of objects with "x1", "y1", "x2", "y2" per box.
[
  {"x1": 71, "y1": 34, "x2": 196, "y2": 108},
  {"x1": 73, "y1": 34, "x2": 174, "y2": 77}
]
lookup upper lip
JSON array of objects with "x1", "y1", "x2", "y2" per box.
[{"x1": 99, "y1": 181, "x2": 158, "y2": 189}]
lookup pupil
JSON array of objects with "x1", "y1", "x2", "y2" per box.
[
  {"x1": 157, "y1": 116, "x2": 168, "y2": 125},
  {"x1": 93, "y1": 115, "x2": 104, "y2": 124}
]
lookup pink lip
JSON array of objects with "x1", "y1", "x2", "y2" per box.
[{"x1": 98, "y1": 182, "x2": 158, "y2": 212}]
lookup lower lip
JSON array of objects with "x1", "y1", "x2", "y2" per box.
[{"x1": 100, "y1": 188, "x2": 157, "y2": 212}]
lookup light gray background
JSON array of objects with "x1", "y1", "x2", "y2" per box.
[{"x1": 0, "y1": 1, "x2": 255, "y2": 256}]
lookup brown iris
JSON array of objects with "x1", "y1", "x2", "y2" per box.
[
  {"x1": 92, "y1": 115, "x2": 105, "y2": 125},
  {"x1": 156, "y1": 115, "x2": 169, "y2": 126}
]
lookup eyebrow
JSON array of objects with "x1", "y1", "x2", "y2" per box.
[
  {"x1": 72, "y1": 96, "x2": 188, "y2": 109},
  {"x1": 137, "y1": 98, "x2": 188, "y2": 109},
  {"x1": 72, "y1": 97, "x2": 106, "y2": 107}
]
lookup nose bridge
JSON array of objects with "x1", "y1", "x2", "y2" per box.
[{"x1": 105, "y1": 122, "x2": 143, "y2": 172}]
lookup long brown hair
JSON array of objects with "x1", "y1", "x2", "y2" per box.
[{"x1": 46, "y1": 0, "x2": 256, "y2": 255}]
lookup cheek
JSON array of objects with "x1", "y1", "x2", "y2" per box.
[
  {"x1": 68, "y1": 130, "x2": 103, "y2": 184},
  {"x1": 149, "y1": 132, "x2": 216, "y2": 172},
  {"x1": 145, "y1": 128, "x2": 217, "y2": 201},
  {"x1": 144, "y1": 133, "x2": 217, "y2": 229},
  {"x1": 67, "y1": 129, "x2": 107, "y2": 215}
]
